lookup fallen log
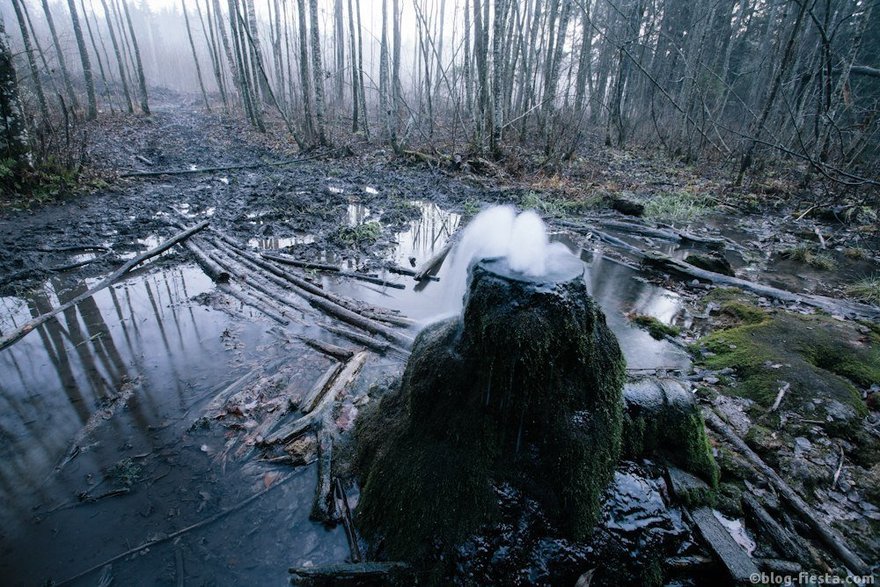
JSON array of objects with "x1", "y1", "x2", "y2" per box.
[
  {"x1": 334, "y1": 478, "x2": 362, "y2": 562},
  {"x1": 217, "y1": 283, "x2": 290, "y2": 325},
  {"x1": 207, "y1": 244, "x2": 311, "y2": 316},
  {"x1": 323, "y1": 324, "x2": 404, "y2": 355},
  {"x1": 300, "y1": 362, "x2": 344, "y2": 413},
  {"x1": 386, "y1": 263, "x2": 439, "y2": 281},
  {"x1": 311, "y1": 422, "x2": 336, "y2": 524},
  {"x1": 299, "y1": 337, "x2": 356, "y2": 361},
  {"x1": 0, "y1": 221, "x2": 209, "y2": 352},
  {"x1": 55, "y1": 472, "x2": 295, "y2": 586},
  {"x1": 690, "y1": 506, "x2": 760, "y2": 584},
  {"x1": 742, "y1": 493, "x2": 812, "y2": 567},
  {"x1": 413, "y1": 240, "x2": 454, "y2": 281},
  {"x1": 211, "y1": 235, "x2": 413, "y2": 347},
  {"x1": 180, "y1": 239, "x2": 230, "y2": 283},
  {"x1": 644, "y1": 252, "x2": 880, "y2": 321},
  {"x1": 262, "y1": 251, "x2": 406, "y2": 290},
  {"x1": 703, "y1": 408, "x2": 869, "y2": 575},
  {"x1": 263, "y1": 351, "x2": 368, "y2": 446}
]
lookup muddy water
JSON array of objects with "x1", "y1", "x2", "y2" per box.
[
  {"x1": 0, "y1": 203, "x2": 691, "y2": 585},
  {"x1": 323, "y1": 203, "x2": 690, "y2": 370},
  {"x1": 0, "y1": 265, "x2": 347, "y2": 586}
]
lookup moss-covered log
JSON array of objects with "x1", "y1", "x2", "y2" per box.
[{"x1": 355, "y1": 253, "x2": 626, "y2": 562}]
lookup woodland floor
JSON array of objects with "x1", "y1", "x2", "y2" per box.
[{"x1": 0, "y1": 93, "x2": 878, "y2": 585}]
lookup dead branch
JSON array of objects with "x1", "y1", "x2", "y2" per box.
[
  {"x1": 703, "y1": 408, "x2": 869, "y2": 575},
  {"x1": 311, "y1": 422, "x2": 336, "y2": 524},
  {"x1": 55, "y1": 472, "x2": 295, "y2": 586},
  {"x1": 263, "y1": 351, "x2": 368, "y2": 446},
  {"x1": 413, "y1": 240, "x2": 454, "y2": 281},
  {"x1": 261, "y1": 251, "x2": 406, "y2": 290},
  {"x1": 334, "y1": 478, "x2": 362, "y2": 562},
  {"x1": 0, "y1": 220, "x2": 209, "y2": 352}
]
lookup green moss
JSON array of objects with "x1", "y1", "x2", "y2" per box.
[
  {"x1": 718, "y1": 301, "x2": 767, "y2": 325},
  {"x1": 621, "y1": 381, "x2": 719, "y2": 488},
  {"x1": 704, "y1": 287, "x2": 749, "y2": 303},
  {"x1": 356, "y1": 262, "x2": 627, "y2": 564},
  {"x1": 696, "y1": 313, "x2": 875, "y2": 420},
  {"x1": 107, "y1": 457, "x2": 141, "y2": 487},
  {"x1": 781, "y1": 245, "x2": 836, "y2": 270},
  {"x1": 630, "y1": 314, "x2": 680, "y2": 339},
  {"x1": 519, "y1": 190, "x2": 563, "y2": 216}
]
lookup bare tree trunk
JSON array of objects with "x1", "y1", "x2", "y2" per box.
[
  {"x1": 334, "y1": 0, "x2": 345, "y2": 107},
  {"x1": 11, "y1": 0, "x2": 50, "y2": 125},
  {"x1": 183, "y1": 0, "x2": 211, "y2": 111},
  {"x1": 736, "y1": 0, "x2": 806, "y2": 183},
  {"x1": 99, "y1": 0, "x2": 133, "y2": 113},
  {"x1": 0, "y1": 17, "x2": 31, "y2": 165},
  {"x1": 66, "y1": 0, "x2": 98, "y2": 119},
  {"x1": 120, "y1": 0, "x2": 149, "y2": 114},
  {"x1": 197, "y1": 0, "x2": 228, "y2": 108},
  {"x1": 379, "y1": 0, "x2": 394, "y2": 144},
  {"x1": 212, "y1": 0, "x2": 242, "y2": 108},
  {"x1": 491, "y1": 0, "x2": 507, "y2": 157},
  {"x1": 41, "y1": 0, "x2": 80, "y2": 112},
  {"x1": 76, "y1": 0, "x2": 114, "y2": 113},
  {"x1": 308, "y1": 0, "x2": 328, "y2": 144},
  {"x1": 354, "y1": 0, "x2": 368, "y2": 139},
  {"x1": 472, "y1": 0, "x2": 488, "y2": 151},
  {"x1": 463, "y1": 0, "x2": 472, "y2": 116},
  {"x1": 574, "y1": 0, "x2": 592, "y2": 115},
  {"x1": 296, "y1": 0, "x2": 315, "y2": 140},
  {"x1": 244, "y1": 0, "x2": 271, "y2": 104},
  {"x1": 347, "y1": 0, "x2": 359, "y2": 133},
  {"x1": 272, "y1": 0, "x2": 285, "y2": 106},
  {"x1": 228, "y1": 0, "x2": 262, "y2": 129},
  {"x1": 391, "y1": 0, "x2": 402, "y2": 125}
]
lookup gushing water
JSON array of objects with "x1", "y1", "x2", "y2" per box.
[{"x1": 438, "y1": 205, "x2": 559, "y2": 314}]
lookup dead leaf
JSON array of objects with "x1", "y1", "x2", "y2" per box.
[{"x1": 263, "y1": 471, "x2": 280, "y2": 489}]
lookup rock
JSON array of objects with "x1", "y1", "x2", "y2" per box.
[
  {"x1": 666, "y1": 466, "x2": 713, "y2": 506},
  {"x1": 684, "y1": 253, "x2": 735, "y2": 277},
  {"x1": 609, "y1": 195, "x2": 645, "y2": 216},
  {"x1": 622, "y1": 377, "x2": 719, "y2": 486}
]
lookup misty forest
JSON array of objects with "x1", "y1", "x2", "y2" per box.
[{"x1": 1, "y1": 0, "x2": 879, "y2": 584}]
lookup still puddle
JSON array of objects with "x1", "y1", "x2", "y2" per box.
[
  {"x1": 323, "y1": 203, "x2": 689, "y2": 370},
  {"x1": 0, "y1": 264, "x2": 347, "y2": 585}
]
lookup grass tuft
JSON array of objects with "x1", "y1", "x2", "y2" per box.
[
  {"x1": 846, "y1": 275, "x2": 880, "y2": 305},
  {"x1": 643, "y1": 191, "x2": 710, "y2": 223},
  {"x1": 781, "y1": 245, "x2": 836, "y2": 270}
]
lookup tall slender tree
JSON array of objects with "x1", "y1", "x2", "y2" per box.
[
  {"x1": 40, "y1": 0, "x2": 79, "y2": 112},
  {"x1": 11, "y1": 0, "x2": 50, "y2": 125},
  {"x1": 99, "y1": 0, "x2": 133, "y2": 113},
  {"x1": 120, "y1": 0, "x2": 150, "y2": 114},
  {"x1": 66, "y1": 0, "x2": 98, "y2": 119}
]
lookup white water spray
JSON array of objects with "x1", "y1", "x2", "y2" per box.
[{"x1": 434, "y1": 205, "x2": 571, "y2": 315}]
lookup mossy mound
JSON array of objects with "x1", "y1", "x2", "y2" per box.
[
  {"x1": 621, "y1": 378, "x2": 719, "y2": 487},
  {"x1": 355, "y1": 255, "x2": 626, "y2": 562},
  {"x1": 696, "y1": 312, "x2": 878, "y2": 420}
]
